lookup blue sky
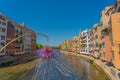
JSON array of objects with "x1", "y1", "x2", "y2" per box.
[{"x1": 0, "y1": 0, "x2": 115, "y2": 46}]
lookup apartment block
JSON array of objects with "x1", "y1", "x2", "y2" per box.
[
  {"x1": 14, "y1": 23, "x2": 23, "y2": 55},
  {"x1": 110, "y1": 12, "x2": 120, "y2": 69},
  {"x1": 100, "y1": 6, "x2": 114, "y2": 62},
  {"x1": 80, "y1": 30, "x2": 90, "y2": 55},
  {"x1": 0, "y1": 14, "x2": 7, "y2": 56},
  {"x1": 93, "y1": 24, "x2": 101, "y2": 58},
  {"x1": 0, "y1": 13, "x2": 36, "y2": 56},
  {"x1": 30, "y1": 30, "x2": 36, "y2": 52},
  {"x1": 6, "y1": 19, "x2": 15, "y2": 55},
  {"x1": 73, "y1": 36, "x2": 80, "y2": 54}
]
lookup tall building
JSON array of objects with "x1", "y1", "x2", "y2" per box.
[
  {"x1": 14, "y1": 23, "x2": 23, "y2": 55},
  {"x1": 0, "y1": 13, "x2": 36, "y2": 56},
  {"x1": 100, "y1": 6, "x2": 114, "y2": 62},
  {"x1": 93, "y1": 24, "x2": 101, "y2": 58},
  {"x1": 88, "y1": 29, "x2": 94, "y2": 56},
  {"x1": 0, "y1": 14, "x2": 7, "y2": 56},
  {"x1": 80, "y1": 30, "x2": 90, "y2": 54},
  {"x1": 21, "y1": 23, "x2": 31, "y2": 53},
  {"x1": 110, "y1": 12, "x2": 120, "y2": 69},
  {"x1": 6, "y1": 19, "x2": 15, "y2": 55},
  {"x1": 30, "y1": 30, "x2": 36, "y2": 53}
]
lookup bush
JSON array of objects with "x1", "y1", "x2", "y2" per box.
[
  {"x1": 90, "y1": 60, "x2": 94, "y2": 64},
  {"x1": 1, "y1": 61, "x2": 14, "y2": 66}
]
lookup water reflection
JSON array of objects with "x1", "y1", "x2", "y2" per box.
[
  {"x1": 6, "y1": 52, "x2": 109, "y2": 80},
  {"x1": 63, "y1": 53, "x2": 109, "y2": 80}
]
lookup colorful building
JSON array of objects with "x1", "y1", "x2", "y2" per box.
[
  {"x1": 30, "y1": 30, "x2": 36, "y2": 52},
  {"x1": 14, "y1": 23, "x2": 23, "y2": 55},
  {"x1": 110, "y1": 12, "x2": 120, "y2": 69},
  {"x1": 73, "y1": 36, "x2": 80, "y2": 54},
  {"x1": 67, "y1": 40, "x2": 74, "y2": 52},
  {"x1": 21, "y1": 23, "x2": 31, "y2": 53},
  {"x1": 80, "y1": 30, "x2": 90, "y2": 55},
  {"x1": 93, "y1": 24, "x2": 101, "y2": 58},
  {"x1": 100, "y1": 6, "x2": 114, "y2": 62},
  {"x1": 6, "y1": 19, "x2": 15, "y2": 55},
  {"x1": 0, "y1": 13, "x2": 36, "y2": 56},
  {"x1": 88, "y1": 29, "x2": 94, "y2": 56}
]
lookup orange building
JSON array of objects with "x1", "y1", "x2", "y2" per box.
[
  {"x1": 73, "y1": 36, "x2": 80, "y2": 54},
  {"x1": 110, "y1": 12, "x2": 120, "y2": 69},
  {"x1": 93, "y1": 24, "x2": 101, "y2": 58},
  {"x1": 100, "y1": 6, "x2": 114, "y2": 62},
  {"x1": 67, "y1": 40, "x2": 74, "y2": 52}
]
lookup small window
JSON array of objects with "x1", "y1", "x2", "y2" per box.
[
  {"x1": 0, "y1": 27, "x2": 1, "y2": 31},
  {"x1": 2, "y1": 22, "x2": 6, "y2": 26},
  {"x1": 102, "y1": 42, "x2": 105, "y2": 48},
  {"x1": 96, "y1": 42, "x2": 98, "y2": 47},
  {"x1": 112, "y1": 51, "x2": 114, "y2": 61},
  {"x1": 2, "y1": 28, "x2": 5, "y2": 32},
  {"x1": 1, "y1": 35, "x2": 5, "y2": 40},
  {"x1": 1, "y1": 42, "x2": 5, "y2": 46},
  {"x1": 0, "y1": 49, "x2": 4, "y2": 53},
  {"x1": 119, "y1": 44, "x2": 120, "y2": 52},
  {"x1": 103, "y1": 52, "x2": 106, "y2": 57}
]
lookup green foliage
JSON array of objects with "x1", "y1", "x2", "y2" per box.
[
  {"x1": 89, "y1": 60, "x2": 94, "y2": 64},
  {"x1": 36, "y1": 43, "x2": 43, "y2": 49},
  {"x1": 1, "y1": 61, "x2": 14, "y2": 66},
  {"x1": 51, "y1": 45, "x2": 60, "y2": 49}
]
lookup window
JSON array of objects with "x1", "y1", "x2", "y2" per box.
[
  {"x1": 95, "y1": 42, "x2": 98, "y2": 47},
  {"x1": 1, "y1": 35, "x2": 5, "y2": 40},
  {"x1": 112, "y1": 51, "x2": 114, "y2": 61},
  {"x1": 1, "y1": 42, "x2": 5, "y2": 46},
  {"x1": 102, "y1": 42, "x2": 105, "y2": 48},
  {"x1": 0, "y1": 49, "x2": 4, "y2": 53},
  {"x1": 95, "y1": 35, "x2": 98, "y2": 39},
  {"x1": 2, "y1": 22, "x2": 6, "y2": 26},
  {"x1": 7, "y1": 30, "x2": 13, "y2": 34},
  {"x1": 2, "y1": 28, "x2": 5, "y2": 32},
  {"x1": 103, "y1": 52, "x2": 106, "y2": 58},
  {"x1": 8, "y1": 23, "x2": 14, "y2": 28},
  {"x1": 0, "y1": 27, "x2": 1, "y2": 31},
  {"x1": 119, "y1": 44, "x2": 120, "y2": 52}
]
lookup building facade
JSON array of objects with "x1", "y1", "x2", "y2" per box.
[
  {"x1": 93, "y1": 24, "x2": 101, "y2": 58},
  {"x1": 0, "y1": 14, "x2": 7, "y2": 56},
  {"x1": 73, "y1": 36, "x2": 80, "y2": 54},
  {"x1": 110, "y1": 12, "x2": 120, "y2": 69},
  {"x1": 0, "y1": 13, "x2": 36, "y2": 56},
  {"x1": 6, "y1": 19, "x2": 15, "y2": 55},
  {"x1": 80, "y1": 30, "x2": 90, "y2": 54}
]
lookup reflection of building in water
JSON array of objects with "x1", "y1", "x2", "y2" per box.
[{"x1": 80, "y1": 59, "x2": 90, "y2": 80}]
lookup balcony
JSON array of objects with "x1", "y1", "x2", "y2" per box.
[{"x1": 15, "y1": 43, "x2": 21, "y2": 47}]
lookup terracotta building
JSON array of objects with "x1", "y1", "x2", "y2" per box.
[
  {"x1": 93, "y1": 24, "x2": 101, "y2": 58},
  {"x1": 100, "y1": 6, "x2": 114, "y2": 62},
  {"x1": 110, "y1": 12, "x2": 120, "y2": 69}
]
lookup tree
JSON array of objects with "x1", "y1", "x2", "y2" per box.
[{"x1": 36, "y1": 44, "x2": 43, "y2": 49}]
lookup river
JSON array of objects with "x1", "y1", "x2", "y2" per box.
[{"x1": 4, "y1": 52, "x2": 109, "y2": 80}]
